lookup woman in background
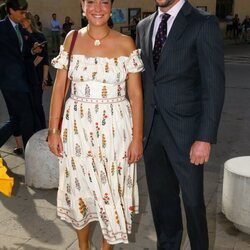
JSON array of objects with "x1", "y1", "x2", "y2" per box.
[{"x1": 22, "y1": 12, "x2": 50, "y2": 129}]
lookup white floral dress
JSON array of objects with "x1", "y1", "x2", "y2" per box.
[{"x1": 51, "y1": 46, "x2": 143, "y2": 244}]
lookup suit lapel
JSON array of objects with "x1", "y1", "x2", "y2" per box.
[
  {"x1": 144, "y1": 12, "x2": 157, "y2": 72},
  {"x1": 5, "y1": 17, "x2": 22, "y2": 53},
  {"x1": 157, "y1": 1, "x2": 192, "y2": 69}
]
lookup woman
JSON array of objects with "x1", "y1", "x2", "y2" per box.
[
  {"x1": 34, "y1": 14, "x2": 43, "y2": 31},
  {"x1": 48, "y1": 0, "x2": 143, "y2": 249},
  {"x1": 62, "y1": 16, "x2": 74, "y2": 39},
  {"x1": 22, "y1": 12, "x2": 50, "y2": 129}
]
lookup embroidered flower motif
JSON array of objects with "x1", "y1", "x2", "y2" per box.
[
  {"x1": 63, "y1": 128, "x2": 68, "y2": 143},
  {"x1": 79, "y1": 198, "x2": 88, "y2": 217},
  {"x1": 100, "y1": 207, "x2": 109, "y2": 226},
  {"x1": 102, "y1": 110, "x2": 108, "y2": 126},
  {"x1": 75, "y1": 143, "x2": 81, "y2": 157},
  {"x1": 65, "y1": 168, "x2": 69, "y2": 177},
  {"x1": 75, "y1": 178, "x2": 81, "y2": 191},
  {"x1": 127, "y1": 176, "x2": 133, "y2": 189},
  {"x1": 74, "y1": 120, "x2": 78, "y2": 134},
  {"x1": 102, "y1": 86, "x2": 107, "y2": 98},
  {"x1": 102, "y1": 134, "x2": 106, "y2": 148},
  {"x1": 85, "y1": 84, "x2": 90, "y2": 97},
  {"x1": 103, "y1": 193, "x2": 110, "y2": 204},
  {"x1": 117, "y1": 164, "x2": 123, "y2": 175},
  {"x1": 71, "y1": 157, "x2": 76, "y2": 170},
  {"x1": 80, "y1": 104, "x2": 84, "y2": 118},
  {"x1": 90, "y1": 132, "x2": 94, "y2": 146},
  {"x1": 65, "y1": 193, "x2": 71, "y2": 207},
  {"x1": 74, "y1": 101, "x2": 77, "y2": 111},
  {"x1": 96, "y1": 122, "x2": 100, "y2": 137},
  {"x1": 87, "y1": 108, "x2": 92, "y2": 123},
  {"x1": 100, "y1": 171, "x2": 107, "y2": 184}
]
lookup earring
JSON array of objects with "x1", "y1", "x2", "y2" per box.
[
  {"x1": 82, "y1": 12, "x2": 86, "y2": 17},
  {"x1": 110, "y1": 13, "x2": 112, "y2": 17}
]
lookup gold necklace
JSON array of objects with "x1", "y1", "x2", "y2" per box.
[{"x1": 87, "y1": 26, "x2": 110, "y2": 46}]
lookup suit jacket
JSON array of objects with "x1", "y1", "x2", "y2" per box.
[
  {"x1": 0, "y1": 17, "x2": 32, "y2": 92},
  {"x1": 136, "y1": 1, "x2": 225, "y2": 150}
]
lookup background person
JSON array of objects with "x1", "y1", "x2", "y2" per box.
[
  {"x1": 22, "y1": 11, "x2": 49, "y2": 129},
  {"x1": 0, "y1": 0, "x2": 42, "y2": 151},
  {"x1": 50, "y1": 12, "x2": 60, "y2": 53},
  {"x1": 61, "y1": 15, "x2": 74, "y2": 39}
]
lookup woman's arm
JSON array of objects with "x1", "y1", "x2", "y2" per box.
[
  {"x1": 125, "y1": 37, "x2": 144, "y2": 164},
  {"x1": 48, "y1": 31, "x2": 75, "y2": 156}
]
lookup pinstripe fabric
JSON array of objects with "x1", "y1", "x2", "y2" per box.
[
  {"x1": 136, "y1": 1, "x2": 225, "y2": 249},
  {"x1": 136, "y1": 2, "x2": 225, "y2": 148}
]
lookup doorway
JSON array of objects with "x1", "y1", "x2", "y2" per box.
[{"x1": 216, "y1": 0, "x2": 234, "y2": 19}]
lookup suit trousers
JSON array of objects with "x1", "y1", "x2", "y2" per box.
[
  {"x1": 0, "y1": 90, "x2": 36, "y2": 148},
  {"x1": 144, "y1": 112, "x2": 208, "y2": 250}
]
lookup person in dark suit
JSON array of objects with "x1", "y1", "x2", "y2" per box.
[
  {"x1": 0, "y1": 0, "x2": 42, "y2": 151},
  {"x1": 22, "y1": 11, "x2": 49, "y2": 130},
  {"x1": 136, "y1": 0, "x2": 225, "y2": 249}
]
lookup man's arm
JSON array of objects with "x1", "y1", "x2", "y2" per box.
[{"x1": 190, "y1": 16, "x2": 225, "y2": 166}]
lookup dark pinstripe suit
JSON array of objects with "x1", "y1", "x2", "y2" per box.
[{"x1": 136, "y1": 1, "x2": 225, "y2": 249}]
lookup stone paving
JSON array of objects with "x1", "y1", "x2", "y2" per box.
[{"x1": 1, "y1": 43, "x2": 250, "y2": 249}]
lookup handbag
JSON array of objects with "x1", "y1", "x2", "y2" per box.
[{"x1": 58, "y1": 30, "x2": 78, "y2": 130}]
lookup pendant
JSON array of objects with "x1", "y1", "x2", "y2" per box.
[{"x1": 94, "y1": 40, "x2": 101, "y2": 46}]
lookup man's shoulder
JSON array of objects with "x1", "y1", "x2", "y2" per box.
[
  {"x1": 0, "y1": 17, "x2": 8, "y2": 30},
  {"x1": 137, "y1": 13, "x2": 156, "y2": 29},
  {"x1": 189, "y1": 5, "x2": 217, "y2": 22},
  {"x1": 185, "y1": 4, "x2": 218, "y2": 28}
]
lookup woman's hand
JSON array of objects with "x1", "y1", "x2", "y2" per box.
[
  {"x1": 127, "y1": 139, "x2": 143, "y2": 164},
  {"x1": 48, "y1": 134, "x2": 63, "y2": 157}
]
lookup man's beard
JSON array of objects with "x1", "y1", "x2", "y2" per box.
[{"x1": 155, "y1": 0, "x2": 176, "y2": 8}]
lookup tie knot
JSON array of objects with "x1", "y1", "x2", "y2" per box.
[{"x1": 161, "y1": 13, "x2": 171, "y2": 22}]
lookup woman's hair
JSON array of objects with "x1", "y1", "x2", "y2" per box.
[{"x1": 24, "y1": 12, "x2": 40, "y2": 33}]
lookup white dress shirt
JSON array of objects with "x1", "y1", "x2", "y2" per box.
[{"x1": 152, "y1": 0, "x2": 186, "y2": 48}]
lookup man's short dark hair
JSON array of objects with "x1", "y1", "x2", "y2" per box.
[{"x1": 6, "y1": 0, "x2": 28, "y2": 14}]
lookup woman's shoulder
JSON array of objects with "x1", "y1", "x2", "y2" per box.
[{"x1": 111, "y1": 30, "x2": 136, "y2": 55}]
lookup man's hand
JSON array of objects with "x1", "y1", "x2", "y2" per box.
[{"x1": 189, "y1": 141, "x2": 211, "y2": 166}]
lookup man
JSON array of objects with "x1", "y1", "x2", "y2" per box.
[
  {"x1": 0, "y1": 0, "x2": 41, "y2": 151},
  {"x1": 50, "y1": 13, "x2": 61, "y2": 53},
  {"x1": 136, "y1": 0, "x2": 225, "y2": 249}
]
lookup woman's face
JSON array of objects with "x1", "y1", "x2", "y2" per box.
[
  {"x1": 21, "y1": 18, "x2": 31, "y2": 29},
  {"x1": 82, "y1": 0, "x2": 112, "y2": 26}
]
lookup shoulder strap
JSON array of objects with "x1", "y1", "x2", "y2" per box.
[
  {"x1": 67, "y1": 30, "x2": 78, "y2": 70},
  {"x1": 63, "y1": 30, "x2": 78, "y2": 100}
]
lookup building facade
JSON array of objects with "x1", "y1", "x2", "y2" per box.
[{"x1": 0, "y1": 0, "x2": 249, "y2": 32}]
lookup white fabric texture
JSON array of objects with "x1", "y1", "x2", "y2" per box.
[{"x1": 51, "y1": 47, "x2": 143, "y2": 244}]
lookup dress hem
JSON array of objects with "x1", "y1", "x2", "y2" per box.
[{"x1": 58, "y1": 208, "x2": 131, "y2": 245}]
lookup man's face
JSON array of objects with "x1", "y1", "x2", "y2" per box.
[
  {"x1": 9, "y1": 8, "x2": 27, "y2": 23},
  {"x1": 52, "y1": 14, "x2": 56, "y2": 20},
  {"x1": 155, "y1": 0, "x2": 179, "y2": 9}
]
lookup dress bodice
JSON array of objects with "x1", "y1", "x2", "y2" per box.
[{"x1": 52, "y1": 46, "x2": 144, "y2": 99}]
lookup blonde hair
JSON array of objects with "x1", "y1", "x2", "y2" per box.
[{"x1": 24, "y1": 12, "x2": 40, "y2": 33}]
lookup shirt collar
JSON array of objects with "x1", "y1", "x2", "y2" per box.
[
  {"x1": 8, "y1": 16, "x2": 19, "y2": 29},
  {"x1": 157, "y1": 0, "x2": 186, "y2": 18}
]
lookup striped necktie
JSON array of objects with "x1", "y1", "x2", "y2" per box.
[
  {"x1": 15, "y1": 24, "x2": 23, "y2": 51},
  {"x1": 153, "y1": 13, "x2": 171, "y2": 69}
]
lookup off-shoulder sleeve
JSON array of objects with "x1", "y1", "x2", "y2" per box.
[
  {"x1": 126, "y1": 49, "x2": 144, "y2": 73},
  {"x1": 51, "y1": 45, "x2": 69, "y2": 70}
]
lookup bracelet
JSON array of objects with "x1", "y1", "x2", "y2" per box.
[
  {"x1": 49, "y1": 116, "x2": 60, "y2": 120},
  {"x1": 48, "y1": 128, "x2": 60, "y2": 135}
]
